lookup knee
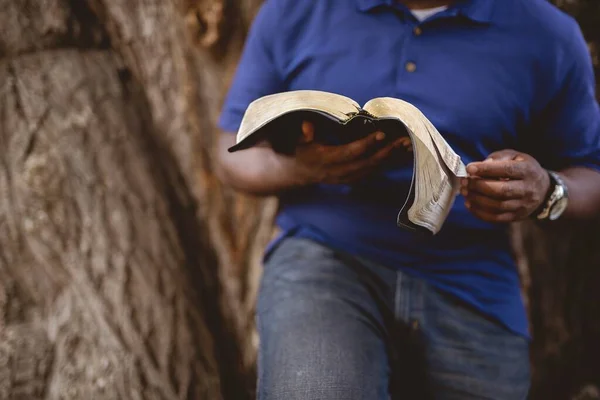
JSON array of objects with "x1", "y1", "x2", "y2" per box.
[
  {"x1": 258, "y1": 362, "x2": 383, "y2": 400},
  {"x1": 256, "y1": 302, "x2": 388, "y2": 400}
]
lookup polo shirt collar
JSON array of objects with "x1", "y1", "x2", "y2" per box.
[
  {"x1": 456, "y1": 0, "x2": 495, "y2": 23},
  {"x1": 355, "y1": 0, "x2": 393, "y2": 12},
  {"x1": 355, "y1": 0, "x2": 495, "y2": 24}
]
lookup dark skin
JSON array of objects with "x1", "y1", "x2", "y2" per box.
[
  {"x1": 463, "y1": 150, "x2": 600, "y2": 223},
  {"x1": 217, "y1": 0, "x2": 447, "y2": 196},
  {"x1": 218, "y1": 122, "x2": 410, "y2": 196},
  {"x1": 394, "y1": 0, "x2": 600, "y2": 221},
  {"x1": 398, "y1": 0, "x2": 454, "y2": 9},
  {"x1": 219, "y1": 0, "x2": 600, "y2": 223},
  {"x1": 219, "y1": 126, "x2": 600, "y2": 223}
]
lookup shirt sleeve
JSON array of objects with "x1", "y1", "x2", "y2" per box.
[
  {"x1": 218, "y1": 0, "x2": 286, "y2": 133},
  {"x1": 532, "y1": 24, "x2": 600, "y2": 172}
]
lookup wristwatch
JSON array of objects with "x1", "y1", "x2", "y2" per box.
[{"x1": 534, "y1": 170, "x2": 569, "y2": 221}]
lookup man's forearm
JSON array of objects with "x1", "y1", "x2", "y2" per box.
[
  {"x1": 217, "y1": 133, "x2": 306, "y2": 196},
  {"x1": 558, "y1": 166, "x2": 600, "y2": 220},
  {"x1": 218, "y1": 128, "x2": 402, "y2": 196}
]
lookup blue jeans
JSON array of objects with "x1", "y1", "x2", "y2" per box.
[{"x1": 256, "y1": 238, "x2": 530, "y2": 399}]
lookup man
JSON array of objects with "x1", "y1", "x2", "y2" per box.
[{"x1": 217, "y1": 0, "x2": 600, "y2": 398}]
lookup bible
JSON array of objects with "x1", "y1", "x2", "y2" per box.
[{"x1": 228, "y1": 90, "x2": 467, "y2": 235}]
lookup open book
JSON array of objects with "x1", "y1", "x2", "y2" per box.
[{"x1": 228, "y1": 90, "x2": 467, "y2": 235}]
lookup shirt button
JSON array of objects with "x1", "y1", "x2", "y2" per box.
[
  {"x1": 411, "y1": 319, "x2": 420, "y2": 330},
  {"x1": 405, "y1": 62, "x2": 417, "y2": 73},
  {"x1": 414, "y1": 26, "x2": 423, "y2": 36}
]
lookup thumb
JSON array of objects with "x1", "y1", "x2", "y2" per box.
[
  {"x1": 484, "y1": 149, "x2": 520, "y2": 162},
  {"x1": 299, "y1": 120, "x2": 315, "y2": 144}
]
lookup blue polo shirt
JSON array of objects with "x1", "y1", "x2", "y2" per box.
[{"x1": 219, "y1": 0, "x2": 600, "y2": 337}]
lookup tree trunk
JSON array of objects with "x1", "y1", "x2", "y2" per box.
[
  {"x1": 513, "y1": 222, "x2": 600, "y2": 400},
  {"x1": 0, "y1": 0, "x2": 269, "y2": 398}
]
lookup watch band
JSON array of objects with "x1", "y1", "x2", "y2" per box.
[{"x1": 534, "y1": 170, "x2": 568, "y2": 220}]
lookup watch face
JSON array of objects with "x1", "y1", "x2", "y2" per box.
[{"x1": 549, "y1": 197, "x2": 568, "y2": 220}]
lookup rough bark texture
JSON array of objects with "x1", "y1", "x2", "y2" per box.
[
  {"x1": 0, "y1": 48, "x2": 227, "y2": 399},
  {"x1": 513, "y1": 222, "x2": 600, "y2": 400},
  {"x1": 0, "y1": 0, "x2": 269, "y2": 399}
]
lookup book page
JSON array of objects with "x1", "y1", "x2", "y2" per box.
[
  {"x1": 235, "y1": 90, "x2": 361, "y2": 145},
  {"x1": 364, "y1": 97, "x2": 466, "y2": 234}
]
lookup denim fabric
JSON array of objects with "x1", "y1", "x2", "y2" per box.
[{"x1": 256, "y1": 238, "x2": 530, "y2": 399}]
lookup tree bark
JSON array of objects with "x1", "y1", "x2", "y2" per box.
[
  {"x1": 0, "y1": 0, "x2": 267, "y2": 398},
  {"x1": 513, "y1": 220, "x2": 600, "y2": 400}
]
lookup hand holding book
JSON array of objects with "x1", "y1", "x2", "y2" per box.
[
  {"x1": 291, "y1": 120, "x2": 410, "y2": 185},
  {"x1": 461, "y1": 149, "x2": 551, "y2": 223},
  {"x1": 229, "y1": 90, "x2": 468, "y2": 234}
]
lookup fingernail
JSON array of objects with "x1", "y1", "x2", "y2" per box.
[
  {"x1": 461, "y1": 188, "x2": 468, "y2": 197},
  {"x1": 460, "y1": 178, "x2": 468, "y2": 187},
  {"x1": 375, "y1": 132, "x2": 385, "y2": 141},
  {"x1": 466, "y1": 165, "x2": 478, "y2": 174}
]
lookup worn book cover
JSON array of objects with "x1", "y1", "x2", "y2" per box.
[{"x1": 229, "y1": 90, "x2": 467, "y2": 235}]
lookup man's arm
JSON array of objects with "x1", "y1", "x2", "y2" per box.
[
  {"x1": 463, "y1": 23, "x2": 600, "y2": 223},
  {"x1": 217, "y1": 134, "x2": 305, "y2": 196},
  {"x1": 217, "y1": 123, "x2": 406, "y2": 197},
  {"x1": 557, "y1": 166, "x2": 600, "y2": 219},
  {"x1": 462, "y1": 150, "x2": 600, "y2": 223}
]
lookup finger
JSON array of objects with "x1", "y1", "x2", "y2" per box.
[
  {"x1": 465, "y1": 192, "x2": 524, "y2": 214},
  {"x1": 327, "y1": 166, "x2": 375, "y2": 184},
  {"x1": 466, "y1": 160, "x2": 530, "y2": 179},
  {"x1": 467, "y1": 179, "x2": 526, "y2": 200},
  {"x1": 397, "y1": 136, "x2": 413, "y2": 152},
  {"x1": 465, "y1": 202, "x2": 517, "y2": 223},
  {"x1": 325, "y1": 139, "x2": 399, "y2": 180},
  {"x1": 327, "y1": 131, "x2": 387, "y2": 163},
  {"x1": 335, "y1": 145, "x2": 404, "y2": 182},
  {"x1": 484, "y1": 149, "x2": 520, "y2": 162},
  {"x1": 329, "y1": 137, "x2": 413, "y2": 183},
  {"x1": 300, "y1": 120, "x2": 315, "y2": 143},
  {"x1": 350, "y1": 138, "x2": 404, "y2": 169}
]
